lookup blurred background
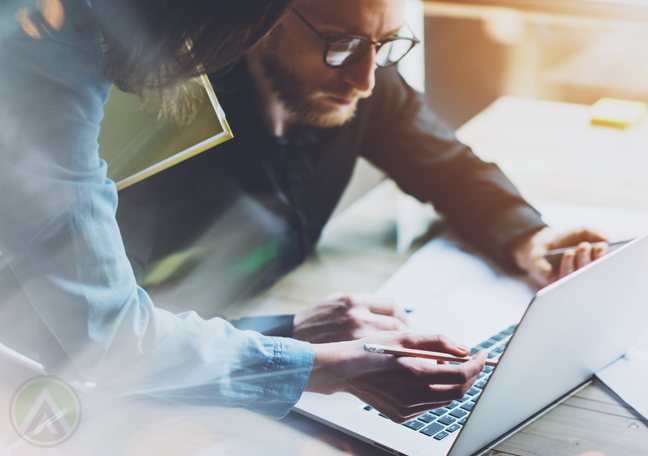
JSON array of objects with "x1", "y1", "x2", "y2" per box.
[{"x1": 421, "y1": 0, "x2": 648, "y2": 128}]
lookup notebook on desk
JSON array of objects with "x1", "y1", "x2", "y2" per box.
[
  {"x1": 98, "y1": 74, "x2": 232, "y2": 191},
  {"x1": 294, "y1": 233, "x2": 648, "y2": 456}
]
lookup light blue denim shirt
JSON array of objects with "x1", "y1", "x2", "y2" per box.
[{"x1": 0, "y1": 0, "x2": 313, "y2": 418}]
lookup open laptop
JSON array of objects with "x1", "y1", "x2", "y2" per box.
[{"x1": 294, "y1": 233, "x2": 648, "y2": 456}]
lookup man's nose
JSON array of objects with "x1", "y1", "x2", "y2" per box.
[{"x1": 339, "y1": 47, "x2": 376, "y2": 93}]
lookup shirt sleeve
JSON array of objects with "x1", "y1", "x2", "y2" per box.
[
  {"x1": 360, "y1": 68, "x2": 547, "y2": 269},
  {"x1": 230, "y1": 316, "x2": 295, "y2": 338},
  {"x1": 0, "y1": 2, "x2": 313, "y2": 418}
]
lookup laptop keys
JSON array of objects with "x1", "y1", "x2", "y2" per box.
[
  {"x1": 458, "y1": 418, "x2": 467, "y2": 425},
  {"x1": 430, "y1": 408, "x2": 446, "y2": 416},
  {"x1": 420, "y1": 423, "x2": 444, "y2": 437},
  {"x1": 445, "y1": 401, "x2": 460, "y2": 409},
  {"x1": 475, "y1": 380, "x2": 486, "y2": 389},
  {"x1": 437, "y1": 415, "x2": 456, "y2": 426},
  {"x1": 446, "y1": 424, "x2": 461, "y2": 433},
  {"x1": 479, "y1": 340, "x2": 495, "y2": 348},
  {"x1": 403, "y1": 420, "x2": 425, "y2": 431},
  {"x1": 449, "y1": 408, "x2": 467, "y2": 419},
  {"x1": 363, "y1": 405, "x2": 373, "y2": 411},
  {"x1": 434, "y1": 431, "x2": 450, "y2": 441},
  {"x1": 466, "y1": 387, "x2": 480, "y2": 396},
  {"x1": 460, "y1": 402, "x2": 474, "y2": 412},
  {"x1": 417, "y1": 413, "x2": 435, "y2": 423}
]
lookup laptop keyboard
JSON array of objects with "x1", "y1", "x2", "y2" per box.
[{"x1": 361, "y1": 324, "x2": 517, "y2": 441}]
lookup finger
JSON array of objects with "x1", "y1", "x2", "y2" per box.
[
  {"x1": 372, "y1": 400, "x2": 453, "y2": 423},
  {"x1": 559, "y1": 249, "x2": 575, "y2": 278},
  {"x1": 549, "y1": 229, "x2": 608, "y2": 249},
  {"x1": 364, "y1": 295, "x2": 409, "y2": 326},
  {"x1": 528, "y1": 256, "x2": 553, "y2": 287},
  {"x1": 575, "y1": 242, "x2": 592, "y2": 269},
  {"x1": 391, "y1": 400, "x2": 457, "y2": 421},
  {"x1": 425, "y1": 384, "x2": 476, "y2": 404},
  {"x1": 397, "y1": 333, "x2": 472, "y2": 357},
  {"x1": 374, "y1": 386, "x2": 463, "y2": 417},
  {"x1": 534, "y1": 256, "x2": 553, "y2": 276},
  {"x1": 577, "y1": 229, "x2": 608, "y2": 243},
  {"x1": 398, "y1": 350, "x2": 486, "y2": 386},
  {"x1": 360, "y1": 312, "x2": 409, "y2": 332},
  {"x1": 593, "y1": 242, "x2": 609, "y2": 260},
  {"x1": 387, "y1": 384, "x2": 467, "y2": 409},
  {"x1": 415, "y1": 369, "x2": 483, "y2": 405}
]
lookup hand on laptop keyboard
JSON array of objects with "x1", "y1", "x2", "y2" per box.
[
  {"x1": 304, "y1": 333, "x2": 486, "y2": 423},
  {"x1": 361, "y1": 325, "x2": 516, "y2": 441}
]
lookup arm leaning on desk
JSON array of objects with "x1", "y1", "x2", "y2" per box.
[
  {"x1": 361, "y1": 68, "x2": 608, "y2": 284},
  {"x1": 360, "y1": 68, "x2": 547, "y2": 271}
]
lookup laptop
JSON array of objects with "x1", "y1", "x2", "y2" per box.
[{"x1": 294, "y1": 233, "x2": 648, "y2": 456}]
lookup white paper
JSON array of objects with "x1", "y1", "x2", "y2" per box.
[{"x1": 378, "y1": 231, "x2": 536, "y2": 312}]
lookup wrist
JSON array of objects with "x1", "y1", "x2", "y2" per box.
[
  {"x1": 511, "y1": 227, "x2": 555, "y2": 272},
  {"x1": 305, "y1": 341, "x2": 353, "y2": 395}
]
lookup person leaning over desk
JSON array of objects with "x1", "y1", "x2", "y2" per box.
[
  {"x1": 0, "y1": 0, "x2": 492, "y2": 424},
  {"x1": 116, "y1": 0, "x2": 611, "y2": 343}
]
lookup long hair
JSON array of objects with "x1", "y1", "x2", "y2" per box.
[{"x1": 93, "y1": 0, "x2": 294, "y2": 116}]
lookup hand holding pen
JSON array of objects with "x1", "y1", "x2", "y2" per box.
[
  {"x1": 305, "y1": 333, "x2": 486, "y2": 423},
  {"x1": 364, "y1": 344, "x2": 499, "y2": 367}
]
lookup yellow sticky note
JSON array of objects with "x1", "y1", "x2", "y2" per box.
[{"x1": 591, "y1": 98, "x2": 648, "y2": 130}]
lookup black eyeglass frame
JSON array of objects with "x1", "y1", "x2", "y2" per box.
[{"x1": 291, "y1": 8, "x2": 421, "y2": 69}]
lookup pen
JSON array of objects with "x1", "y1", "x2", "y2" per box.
[{"x1": 363, "y1": 344, "x2": 499, "y2": 367}]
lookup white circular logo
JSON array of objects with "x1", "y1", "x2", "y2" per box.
[{"x1": 10, "y1": 376, "x2": 81, "y2": 447}]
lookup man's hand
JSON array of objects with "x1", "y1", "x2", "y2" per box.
[
  {"x1": 512, "y1": 227, "x2": 609, "y2": 287},
  {"x1": 305, "y1": 333, "x2": 486, "y2": 423},
  {"x1": 293, "y1": 293, "x2": 409, "y2": 343}
]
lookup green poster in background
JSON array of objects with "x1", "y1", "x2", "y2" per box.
[{"x1": 98, "y1": 74, "x2": 233, "y2": 191}]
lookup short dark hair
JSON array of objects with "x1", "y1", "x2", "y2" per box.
[{"x1": 94, "y1": 0, "x2": 294, "y2": 94}]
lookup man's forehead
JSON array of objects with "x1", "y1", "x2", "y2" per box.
[{"x1": 296, "y1": 0, "x2": 406, "y2": 39}]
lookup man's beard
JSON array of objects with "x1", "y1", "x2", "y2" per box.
[{"x1": 258, "y1": 52, "x2": 370, "y2": 129}]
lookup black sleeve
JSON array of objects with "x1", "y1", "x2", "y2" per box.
[
  {"x1": 229, "y1": 315, "x2": 295, "y2": 338},
  {"x1": 360, "y1": 68, "x2": 547, "y2": 269}
]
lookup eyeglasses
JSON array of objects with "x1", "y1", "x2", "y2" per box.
[{"x1": 292, "y1": 9, "x2": 420, "y2": 69}]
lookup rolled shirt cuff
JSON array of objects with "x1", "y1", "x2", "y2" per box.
[
  {"x1": 484, "y1": 205, "x2": 547, "y2": 271},
  {"x1": 249, "y1": 336, "x2": 314, "y2": 419}
]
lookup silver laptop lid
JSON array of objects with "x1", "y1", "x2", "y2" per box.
[{"x1": 449, "y1": 234, "x2": 648, "y2": 456}]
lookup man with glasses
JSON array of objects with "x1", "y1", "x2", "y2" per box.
[{"x1": 116, "y1": 0, "x2": 607, "y2": 343}]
